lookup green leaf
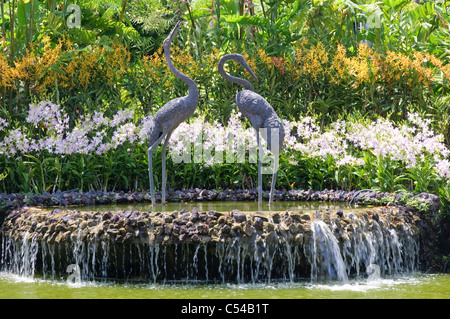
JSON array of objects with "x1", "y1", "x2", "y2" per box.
[{"x1": 17, "y1": 0, "x2": 27, "y2": 29}]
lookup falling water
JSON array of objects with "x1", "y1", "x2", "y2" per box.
[
  {"x1": 307, "y1": 221, "x2": 349, "y2": 282},
  {"x1": 1, "y1": 232, "x2": 39, "y2": 278},
  {"x1": 341, "y1": 213, "x2": 419, "y2": 278},
  {"x1": 0, "y1": 209, "x2": 421, "y2": 284}
]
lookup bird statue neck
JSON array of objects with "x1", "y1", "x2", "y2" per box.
[
  {"x1": 218, "y1": 55, "x2": 254, "y2": 91},
  {"x1": 164, "y1": 46, "x2": 199, "y2": 103}
]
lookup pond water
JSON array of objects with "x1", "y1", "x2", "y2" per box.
[
  {"x1": 0, "y1": 272, "x2": 448, "y2": 299},
  {"x1": 72, "y1": 200, "x2": 366, "y2": 213}
]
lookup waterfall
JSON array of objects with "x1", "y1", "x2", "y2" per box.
[
  {"x1": 341, "y1": 213, "x2": 419, "y2": 278},
  {"x1": 307, "y1": 221, "x2": 349, "y2": 282},
  {"x1": 0, "y1": 207, "x2": 422, "y2": 284},
  {"x1": 1, "y1": 232, "x2": 39, "y2": 278}
]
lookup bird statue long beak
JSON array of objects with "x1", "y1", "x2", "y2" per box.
[
  {"x1": 241, "y1": 60, "x2": 258, "y2": 82},
  {"x1": 165, "y1": 21, "x2": 183, "y2": 44}
]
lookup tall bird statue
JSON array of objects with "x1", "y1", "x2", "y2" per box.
[
  {"x1": 218, "y1": 54, "x2": 285, "y2": 207},
  {"x1": 147, "y1": 21, "x2": 199, "y2": 206}
]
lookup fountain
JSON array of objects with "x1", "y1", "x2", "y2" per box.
[{"x1": 0, "y1": 195, "x2": 432, "y2": 284}]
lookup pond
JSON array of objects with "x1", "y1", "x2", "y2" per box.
[
  {"x1": 0, "y1": 272, "x2": 448, "y2": 299},
  {"x1": 72, "y1": 200, "x2": 365, "y2": 213}
]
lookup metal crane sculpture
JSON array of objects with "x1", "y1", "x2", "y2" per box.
[
  {"x1": 147, "y1": 21, "x2": 199, "y2": 206},
  {"x1": 218, "y1": 53, "x2": 285, "y2": 207}
]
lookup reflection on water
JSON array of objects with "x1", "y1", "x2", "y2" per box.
[{"x1": 73, "y1": 201, "x2": 366, "y2": 213}]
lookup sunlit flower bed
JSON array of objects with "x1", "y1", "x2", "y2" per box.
[{"x1": 0, "y1": 100, "x2": 449, "y2": 197}]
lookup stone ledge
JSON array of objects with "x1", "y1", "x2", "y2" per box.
[{"x1": 0, "y1": 188, "x2": 441, "y2": 213}]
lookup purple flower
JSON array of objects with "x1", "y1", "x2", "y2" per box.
[{"x1": 0, "y1": 118, "x2": 9, "y2": 131}]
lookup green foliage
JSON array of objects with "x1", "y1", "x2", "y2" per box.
[{"x1": 1, "y1": 0, "x2": 450, "y2": 219}]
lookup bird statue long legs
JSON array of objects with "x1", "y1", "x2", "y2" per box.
[
  {"x1": 254, "y1": 125, "x2": 281, "y2": 206},
  {"x1": 147, "y1": 130, "x2": 173, "y2": 206},
  {"x1": 147, "y1": 21, "x2": 199, "y2": 206},
  {"x1": 148, "y1": 132, "x2": 168, "y2": 206},
  {"x1": 161, "y1": 131, "x2": 173, "y2": 204},
  {"x1": 255, "y1": 128, "x2": 263, "y2": 206}
]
